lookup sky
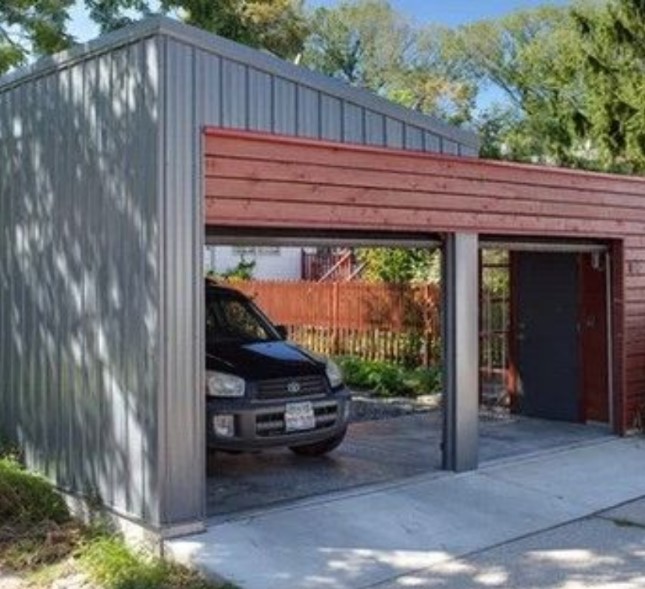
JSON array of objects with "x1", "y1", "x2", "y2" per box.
[
  {"x1": 309, "y1": 0, "x2": 569, "y2": 26},
  {"x1": 68, "y1": 0, "x2": 570, "y2": 43}
]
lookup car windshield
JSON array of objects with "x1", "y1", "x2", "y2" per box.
[{"x1": 206, "y1": 291, "x2": 279, "y2": 344}]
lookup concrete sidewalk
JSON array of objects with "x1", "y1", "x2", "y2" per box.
[{"x1": 167, "y1": 437, "x2": 645, "y2": 589}]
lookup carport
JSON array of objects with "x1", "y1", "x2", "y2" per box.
[{"x1": 1, "y1": 16, "x2": 643, "y2": 542}]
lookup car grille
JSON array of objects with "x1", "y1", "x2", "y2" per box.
[
  {"x1": 256, "y1": 375, "x2": 329, "y2": 400},
  {"x1": 255, "y1": 401, "x2": 338, "y2": 437}
]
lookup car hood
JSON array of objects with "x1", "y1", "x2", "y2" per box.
[{"x1": 206, "y1": 340, "x2": 326, "y2": 380}]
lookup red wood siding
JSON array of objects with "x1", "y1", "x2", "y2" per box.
[{"x1": 203, "y1": 128, "x2": 645, "y2": 432}]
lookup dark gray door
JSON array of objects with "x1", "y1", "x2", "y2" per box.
[{"x1": 515, "y1": 252, "x2": 580, "y2": 421}]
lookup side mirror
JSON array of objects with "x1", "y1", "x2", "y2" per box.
[{"x1": 275, "y1": 325, "x2": 288, "y2": 340}]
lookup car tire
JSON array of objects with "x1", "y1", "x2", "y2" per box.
[{"x1": 289, "y1": 427, "x2": 347, "y2": 457}]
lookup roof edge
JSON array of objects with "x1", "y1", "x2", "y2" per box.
[
  {"x1": 0, "y1": 16, "x2": 480, "y2": 149},
  {"x1": 0, "y1": 17, "x2": 165, "y2": 91},
  {"x1": 155, "y1": 17, "x2": 480, "y2": 149}
]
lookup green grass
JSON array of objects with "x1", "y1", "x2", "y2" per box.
[
  {"x1": 80, "y1": 536, "x2": 237, "y2": 589},
  {"x1": 337, "y1": 356, "x2": 442, "y2": 398},
  {"x1": 0, "y1": 442, "x2": 234, "y2": 589}
]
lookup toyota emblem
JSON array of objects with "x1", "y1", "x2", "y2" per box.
[{"x1": 287, "y1": 381, "x2": 301, "y2": 394}]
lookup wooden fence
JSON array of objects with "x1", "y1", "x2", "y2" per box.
[{"x1": 225, "y1": 280, "x2": 442, "y2": 366}]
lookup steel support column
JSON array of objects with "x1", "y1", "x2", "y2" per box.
[{"x1": 442, "y1": 233, "x2": 479, "y2": 472}]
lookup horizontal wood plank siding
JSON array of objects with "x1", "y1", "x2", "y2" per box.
[{"x1": 203, "y1": 129, "x2": 645, "y2": 433}]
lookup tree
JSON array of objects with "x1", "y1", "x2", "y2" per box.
[
  {"x1": 447, "y1": 5, "x2": 594, "y2": 167},
  {"x1": 0, "y1": 0, "x2": 73, "y2": 75},
  {"x1": 86, "y1": 0, "x2": 309, "y2": 60},
  {"x1": 302, "y1": 0, "x2": 476, "y2": 124},
  {"x1": 356, "y1": 248, "x2": 440, "y2": 284},
  {"x1": 573, "y1": 0, "x2": 645, "y2": 172}
]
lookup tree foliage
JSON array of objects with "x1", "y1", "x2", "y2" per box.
[
  {"x1": 85, "y1": 0, "x2": 309, "y2": 59},
  {"x1": 356, "y1": 248, "x2": 440, "y2": 284},
  {"x1": 0, "y1": 0, "x2": 73, "y2": 74},
  {"x1": 446, "y1": 5, "x2": 592, "y2": 166},
  {"x1": 573, "y1": 0, "x2": 645, "y2": 172},
  {"x1": 302, "y1": 0, "x2": 476, "y2": 124}
]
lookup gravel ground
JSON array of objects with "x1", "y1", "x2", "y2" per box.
[
  {"x1": 349, "y1": 391, "x2": 514, "y2": 424},
  {"x1": 349, "y1": 391, "x2": 441, "y2": 422}
]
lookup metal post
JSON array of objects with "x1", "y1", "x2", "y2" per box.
[{"x1": 442, "y1": 233, "x2": 480, "y2": 472}]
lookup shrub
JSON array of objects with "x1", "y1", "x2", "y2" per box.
[{"x1": 337, "y1": 356, "x2": 441, "y2": 398}]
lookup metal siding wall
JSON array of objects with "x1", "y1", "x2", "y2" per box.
[
  {"x1": 248, "y1": 69, "x2": 272, "y2": 131},
  {"x1": 273, "y1": 78, "x2": 296, "y2": 135},
  {"x1": 425, "y1": 132, "x2": 441, "y2": 153},
  {"x1": 343, "y1": 102, "x2": 364, "y2": 143},
  {"x1": 221, "y1": 60, "x2": 247, "y2": 128},
  {"x1": 159, "y1": 38, "x2": 479, "y2": 526},
  {"x1": 298, "y1": 86, "x2": 320, "y2": 138},
  {"x1": 320, "y1": 95, "x2": 342, "y2": 142},
  {"x1": 365, "y1": 111, "x2": 385, "y2": 146},
  {"x1": 0, "y1": 38, "x2": 161, "y2": 524},
  {"x1": 385, "y1": 118, "x2": 404, "y2": 149},
  {"x1": 160, "y1": 38, "x2": 205, "y2": 525},
  {"x1": 405, "y1": 126, "x2": 424, "y2": 150}
]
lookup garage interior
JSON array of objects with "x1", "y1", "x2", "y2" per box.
[{"x1": 203, "y1": 232, "x2": 613, "y2": 518}]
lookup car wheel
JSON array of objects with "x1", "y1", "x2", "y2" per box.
[{"x1": 289, "y1": 427, "x2": 347, "y2": 457}]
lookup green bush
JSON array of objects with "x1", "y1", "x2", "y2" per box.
[{"x1": 337, "y1": 356, "x2": 441, "y2": 398}]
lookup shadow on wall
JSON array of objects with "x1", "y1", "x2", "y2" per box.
[{"x1": 0, "y1": 39, "x2": 161, "y2": 522}]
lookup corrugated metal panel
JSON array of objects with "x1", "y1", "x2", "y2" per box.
[
  {"x1": 320, "y1": 94, "x2": 342, "y2": 142},
  {"x1": 297, "y1": 86, "x2": 320, "y2": 138},
  {"x1": 273, "y1": 78, "x2": 296, "y2": 135},
  {"x1": 460, "y1": 145, "x2": 479, "y2": 157},
  {"x1": 425, "y1": 132, "x2": 441, "y2": 153},
  {"x1": 443, "y1": 139, "x2": 459, "y2": 156},
  {"x1": 0, "y1": 37, "x2": 161, "y2": 525},
  {"x1": 221, "y1": 60, "x2": 246, "y2": 129},
  {"x1": 365, "y1": 111, "x2": 385, "y2": 146},
  {"x1": 195, "y1": 50, "x2": 220, "y2": 126},
  {"x1": 405, "y1": 126, "x2": 424, "y2": 150},
  {"x1": 343, "y1": 102, "x2": 364, "y2": 143},
  {"x1": 248, "y1": 68, "x2": 272, "y2": 131},
  {"x1": 385, "y1": 118, "x2": 404, "y2": 149}
]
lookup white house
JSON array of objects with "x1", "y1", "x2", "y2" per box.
[{"x1": 204, "y1": 246, "x2": 305, "y2": 280}]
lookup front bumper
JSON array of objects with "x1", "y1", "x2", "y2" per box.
[{"x1": 206, "y1": 387, "x2": 351, "y2": 450}]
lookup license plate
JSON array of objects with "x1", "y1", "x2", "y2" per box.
[{"x1": 285, "y1": 401, "x2": 315, "y2": 432}]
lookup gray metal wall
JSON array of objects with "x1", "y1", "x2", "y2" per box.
[
  {"x1": 0, "y1": 36, "x2": 163, "y2": 525},
  {"x1": 158, "y1": 29, "x2": 479, "y2": 525}
]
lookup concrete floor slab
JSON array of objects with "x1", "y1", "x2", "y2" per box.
[
  {"x1": 167, "y1": 437, "x2": 645, "y2": 589},
  {"x1": 207, "y1": 413, "x2": 609, "y2": 516}
]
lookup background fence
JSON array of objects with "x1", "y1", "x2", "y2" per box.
[{"x1": 226, "y1": 280, "x2": 442, "y2": 366}]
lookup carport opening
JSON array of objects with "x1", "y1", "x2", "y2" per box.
[
  {"x1": 477, "y1": 241, "x2": 615, "y2": 463},
  {"x1": 202, "y1": 233, "x2": 446, "y2": 517}
]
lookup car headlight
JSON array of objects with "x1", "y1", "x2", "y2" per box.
[
  {"x1": 325, "y1": 359, "x2": 344, "y2": 388},
  {"x1": 207, "y1": 371, "x2": 246, "y2": 397}
]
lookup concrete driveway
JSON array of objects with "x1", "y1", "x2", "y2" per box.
[
  {"x1": 170, "y1": 436, "x2": 645, "y2": 589},
  {"x1": 208, "y1": 412, "x2": 610, "y2": 516}
]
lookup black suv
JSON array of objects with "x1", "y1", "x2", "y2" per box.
[{"x1": 205, "y1": 280, "x2": 351, "y2": 456}]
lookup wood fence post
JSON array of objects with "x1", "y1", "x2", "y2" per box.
[{"x1": 332, "y1": 282, "x2": 340, "y2": 355}]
